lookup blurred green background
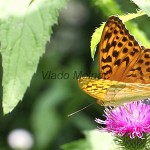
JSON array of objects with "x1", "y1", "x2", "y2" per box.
[{"x1": 0, "y1": 0, "x2": 150, "y2": 149}]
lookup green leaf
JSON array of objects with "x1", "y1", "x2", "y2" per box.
[
  {"x1": 61, "y1": 130, "x2": 118, "y2": 150},
  {"x1": 0, "y1": 0, "x2": 68, "y2": 114},
  {"x1": 132, "y1": 0, "x2": 150, "y2": 16},
  {"x1": 31, "y1": 80, "x2": 69, "y2": 149},
  {"x1": 61, "y1": 140, "x2": 90, "y2": 150},
  {"x1": 90, "y1": 11, "x2": 145, "y2": 60},
  {"x1": 92, "y1": 0, "x2": 122, "y2": 16}
]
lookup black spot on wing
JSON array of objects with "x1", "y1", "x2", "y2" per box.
[
  {"x1": 102, "y1": 65, "x2": 111, "y2": 70},
  {"x1": 144, "y1": 53, "x2": 150, "y2": 58},
  {"x1": 120, "y1": 30, "x2": 124, "y2": 34},
  {"x1": 102, "y1": 56, "x2": 112, "y2": 63},
  {"x1": 118, "y1": 42, "x2": 123, "y2": 47},
  {"x1": 129, "y1": 35, "x2": 134, "y2": 40},
  {"x1": 111, "y1": 41, "x2": 117, "y2": 47},
  {"x1": 114, "y1": 29, "x2": 118, "y2": 34},
  {"x1": 144, "y1": 49, "x2": 150, "y2": 53},
  {"x1": 145, "y1": 61, "x2": 150, "y2": 65},
  {"x1": 133, "y1": 48, "x2": 139, "y2": 53},
  {"x1": 134, "y1": 41, "x2": 138, "y2": 46},
  {"x1": 130, "y1": 48, "x2": 139, "y2": 56},
  {"x1": 138, "y1": 59, "x2": 144, "y2": 64},
  {"x1": 114, "y1": 59, "x2": 121, "y2": 66},
  {"x1": 102, "y1": 43, "x2": 111, "y2": 53},
  {"x1": 104, "y1": 32, "x2": 111, "y2": 40},
  {"x1": 122, "y1": 57, "x2": 129, "y2": 66},
  {"x1": 128, "y1": 42, "x2": 133, "y2": 47},
  {"x1": 123, "y1": 48, "x2": 128, "y2": 53},
  {"x1": 101, "y1": 65, "x2": 112, "y2": 79},
  {"x1": 116, "y1": 36, "x2": 119, "y2": 39},
  {"x1": 122, "y1": 37, "x2": 127, "y2": 42},
  {"x1": 131, "y1": 66, "x2": 142, "y2": 72},
  {"x1": 146, "y1": 67, "x2": 150, "y2": 72},
  {"x1": 127, "y1": 74, "x2": 137, "y2": 78},
  {"x1": 112, "y1": 50, "x2": 119, "y2": 57}
]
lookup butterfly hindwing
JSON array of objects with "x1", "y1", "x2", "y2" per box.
[
  {"x1": 78, "y1": 77, "x2": 126, "y2": 106},
  {"x1": 78, "y1": 77, "x2": 150, "y2": 106},
  {"x1": 125, "y1": 48, "x2": 150, "y2": 83}
]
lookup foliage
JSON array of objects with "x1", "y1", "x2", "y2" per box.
[
  {"x1": 0, "y1": 0, "x2": 68, "y2": 114},
  {"x1": 62, "y1": 130, "x2": 117, "y2": 150}
]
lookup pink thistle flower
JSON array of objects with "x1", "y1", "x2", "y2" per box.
[{"x1": 95, "y1": 101, "x2": 150, "y2": 139}]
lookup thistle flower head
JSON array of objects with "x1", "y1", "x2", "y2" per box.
[{"x1": 96, "y1": 101, "x2": 150, "y2": 139}]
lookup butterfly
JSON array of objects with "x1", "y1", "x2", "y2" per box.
[{"x1": 78, "y1": 16, "x2": 150, "y2": 106}]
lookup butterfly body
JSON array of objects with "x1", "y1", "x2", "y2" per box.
[{"x1": 78, "y1": 16, "x2": 150, "y2": 106}]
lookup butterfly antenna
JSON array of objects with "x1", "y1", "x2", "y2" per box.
[{"x1": 67, "y1": 102, "x2": 95, "y2": 117}]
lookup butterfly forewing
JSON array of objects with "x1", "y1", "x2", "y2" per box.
[{"x1": 99, "y1": 16, "x2": 144, "y2": 82}]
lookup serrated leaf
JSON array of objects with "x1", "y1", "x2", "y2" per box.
[
  {"x1": 90, "y1": 11, "x2": 145, "y2": 60},
  {"x1": 132, "y1": 0, "x2": 150, "y2": 17},
  {"x1": 0, "y1": 0, "x2": 68, "y2": 114}
]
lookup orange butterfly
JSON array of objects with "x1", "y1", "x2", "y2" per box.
[{"x1": 78, "y1": 16, "x2": 150, "y2": 106}]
